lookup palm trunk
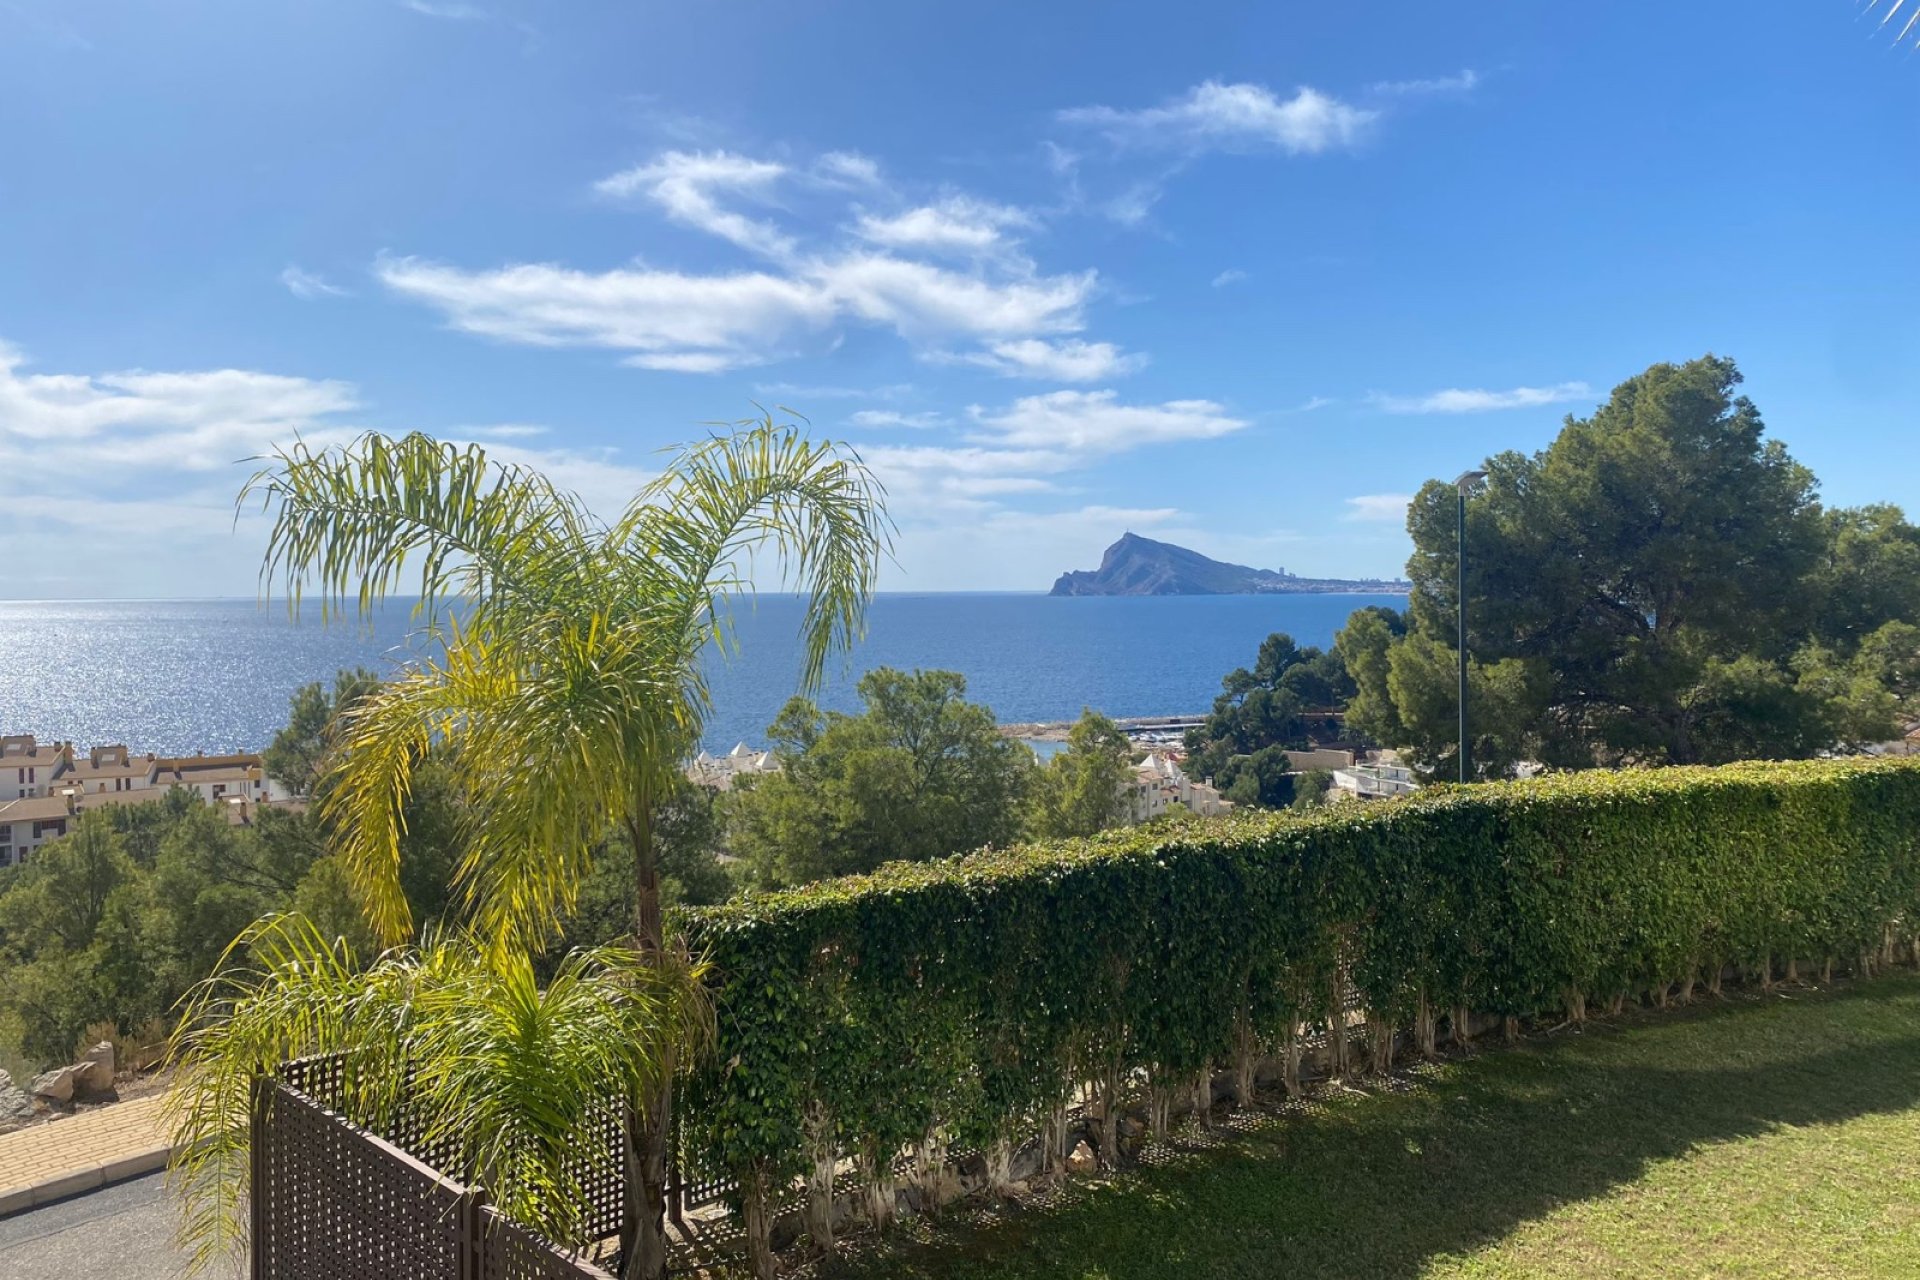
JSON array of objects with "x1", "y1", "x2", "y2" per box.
[{"x1": 624, "y1": 802, "x2": 671, "y2": 1280}]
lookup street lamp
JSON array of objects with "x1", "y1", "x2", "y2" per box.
[{"x1": 1454, "y1": 470, "x2": 1488, "y2": 783}]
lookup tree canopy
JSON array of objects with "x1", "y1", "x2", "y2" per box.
[
  {"x1": 730, "y1": 668, "x2": 1033, "y2": 887},
  {"x1": 1182, "y1": 631, "x2": 1357, "y2": 807},
  {"x1": 1026, "y1": 709, "x2": 1134, "y2": 839},
  {"x1": 1358, "y1": 355, "x2": 1920, "y2": 775}
]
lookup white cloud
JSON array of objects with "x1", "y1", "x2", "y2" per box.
[
  {"x1": 1210, "y1": 268, "x2": 1247, "y2": 288},
  {"x1": 377, "y1": 255, "x2": 836, "y2": 373},
  {"x1": 936, "y1": 338, "x2": 1145, "y2": 382},
  {"x1": 380, "y1": 244, "x2": 1097, "y2": 374},
  {"x1": 754, "y1": 381, "x2": 914, "y2": 401},
  {"x1": 401, "y1": 0, "x2": 487, "y2": 17},
  {"x1": 854, "y1": 196, "x2": 1035, "y2": 256},
  {"x1": 462, "y1": 423, "x2": 550, "y2": 439},
  {"x1": 814, "y1": 151, "x2": 883, "y2": 188},
  {"x1": 849, "y1": 409, "x2": 944, "y2": 429},
  {"x1": 594, "y1": 150, "x2": 795, "y2": 259},
  {"x1": 1060, "y1": 81, "x2": 1377, "y2": 155},
  {"x1": 280, "y1": 265, "x2": 349, "y2": 300},
  {"x1": 0, "y1": 340, "x2": 664, "y2": 598},
  {"x1": 0, "y1": 340, "x2": 360, "y2": 474},
  {"x1": 1343, "y1": 493, "x2": 1414, "y2": 523},
  {"x1": 813, "y1": 252, "x2": 1092, "y2": 340},
  {"x1": 969, "y1": 389, "x2": 1248, "y2": 453},
  {"x1": 1102, "y1": 182, "x2": 1163, "y2": 227},
  {"x1": 1370, "y1": 381, "x2": 1592, "y2": 414},
  {"x1": 1371, "y1": 69, "x2": 1480, "y2": 96}
]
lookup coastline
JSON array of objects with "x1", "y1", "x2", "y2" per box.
[{"x1": 1000, "y1": 712, "x2": 1207, "y2": 744}]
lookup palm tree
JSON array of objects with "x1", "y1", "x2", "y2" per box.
[
  {"x1": 1869, "y1": 0, "x2": 1920, "y2": 48},
  {"x1": 168, "y1": 915, "x2": 711, "y2": 1273},
  {"x1": 224, "y1": 419, "x2": 887, "y2": 1278}
]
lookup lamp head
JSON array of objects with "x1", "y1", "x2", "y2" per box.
[{"x1": 1454, "y1": 469, "x2": 1489, "y2": 494}]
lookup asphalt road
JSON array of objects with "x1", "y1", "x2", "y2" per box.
[{"x1": 0, "y1": 1172, "x2": 236, "y2": 1280}]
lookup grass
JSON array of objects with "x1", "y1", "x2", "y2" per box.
[{"x1": 818, "y1": 972, "x2": 1920, "y2": 1280}]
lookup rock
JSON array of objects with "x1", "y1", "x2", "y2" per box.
[
  {"x1": 1051, "y1": 532, "x2": 1410, "y2": 598},
  {"x1": 74, "y1": 1042, "x2": 115, "y2": 1095},
  {"x1": 1065, "y1": 1140, "x2": 1097, "y2": 1175},
  {"x1": 31, "y1": 1066, "x2": 76, "y2": 1104},
  {"x1": 0, "y1": 1076, "x2": 34, "y2": 1131},
  {"x1": 1007, "y1": 1138, "x2": 1046, "y2": 1184}
]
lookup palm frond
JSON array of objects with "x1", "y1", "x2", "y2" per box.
[
  {"x1": 167, "y1": 922, "x2": 712, "y2": 1267},
  {"x1": 1866, "y1": 0, "x2": 1920, "y2": 47},
  {"x1": 239, "y1": 431, "x2": 593, "y2": 627},
  {"x1": 617, "y1": 416, "x2": 892, "y2": 708}
]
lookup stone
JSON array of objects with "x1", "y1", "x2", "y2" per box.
[
  {"x1": 30, "y1": 1066, "x2": 76, "y2": 1104},
  {"x1": 0, "y1": 1076, "x2": 34, "y2": 1131},
  {"x1": 1065, "y1": 1140, "x2": 1097, "y2": 1175},
  {"x1": 74, "y1": 1042, "x2": 115, "y2": 1094}
]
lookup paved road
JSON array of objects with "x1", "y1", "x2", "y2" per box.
[{"x1": 0, "y1": 1172, "x2": 236, "y2": 1280}]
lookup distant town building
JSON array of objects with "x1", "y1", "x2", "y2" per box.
[
  {"x1": 1127, "y1": 752, "x2": 1233, "y2": 822},
  {"x1": 0, "y1": 734, "x2": 283, "y2": 868},
  {"x1": 1, "y1": 734, "x2": 64, "y2": 800},
  {"x1": 685, "y1": 742, "x2": 781, "y2": 792},
  {"x1": 1283, "y1": 748, "x2": 1356, "y2": 772},
  {"x1": 1329, "y1": 761, "x2": 1419, "y2": 801}
]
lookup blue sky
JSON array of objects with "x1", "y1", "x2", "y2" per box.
[{"x1": 3, "y1": 1, "x2": 1919, "y2": 598}]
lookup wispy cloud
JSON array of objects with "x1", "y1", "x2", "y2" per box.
[
  {"x1": 1343, "y1": 493, "x2": 1414, "y2": 523},
  {"x1": 463, "y1": 423, "x2": 550, "y2": 439},
  {"x1": 0, "y1": 339, "x2": 660, "y2": 597},
  {"x1": 595, "y1": 150, "x2": 795, "y2": 259},
  {"x1": 1211, "y1": 268, "x2": 1247, "y2": 288},
  {"x1": 376, "y1": 255, "x2": 834, "y2": 373},
  {"x1": 279, "y1": 265, "x2": 350, "y2": 300},
  {"x1": 1371, "y1": 69, "x2": 1480, "y2": 96},
  {"x1": 849, "y1": 409, "x2": 945, "y2": 429},
  {"x1": 854, "y1": 196, "x2": 1035, "y2": 257},
  {"x1": 1370, "y1": 381, "x2": 1591, "y2": 414},
  {"x1": 379, "y1": 247, "x2": 1096, "y2": 375},
  {"x1": 754, "y1": 381, "x2": 914, "y2": 401},
  {"x1": 1060, "y1": 81, "x2": 1377, "y2": 155},
  {"x1": 968, "y1": 389, "x2": 1247, "y2": 452},
  {"x1": 400, "y1": 0, "x2": 488, "y2": 18},
  {"x1": 394, "y1": 146, "x2": 1116, "y2": 374},
  {"x1": 814, "y1": 151, "x2": 883, "y2": 188},
  {"x1": 933, "y1": 338, "x2": 1146, "y2": 383}
]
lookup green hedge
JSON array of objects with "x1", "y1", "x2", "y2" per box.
[{"x1": 678, "y1": 757, "x2": 1920, "y2": 1195}]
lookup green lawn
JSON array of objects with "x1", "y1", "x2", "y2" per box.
[{"x1": 821, "y1": 972, "x2": 1920, "y2": 1280}]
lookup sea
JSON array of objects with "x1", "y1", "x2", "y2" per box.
[{"x1": 0, "y1": 594, "x2": 1405, "y2": 755}]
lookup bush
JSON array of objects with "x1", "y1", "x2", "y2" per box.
[{"x1": 678, "y1": 758, "x2": 1920, "y2": 1209}]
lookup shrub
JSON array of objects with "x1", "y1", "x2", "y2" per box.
[{"x1": 677, "y1": 758, "x2": 1920, "y2": 1235}]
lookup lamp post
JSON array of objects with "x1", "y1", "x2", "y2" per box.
[{"x1": 1454, "y1": 470, "x2": 1488, "y2": 783}]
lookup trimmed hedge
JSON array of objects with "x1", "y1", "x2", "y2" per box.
[{"x1": 677, "y1": 757, "x2": 1920, "y2": 1230}]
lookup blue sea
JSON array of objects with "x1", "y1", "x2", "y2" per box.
[{"x1": 0, "y1": 594, "x2": 1404, "y2": 754}]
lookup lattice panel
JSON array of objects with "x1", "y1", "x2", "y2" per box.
[
  {"x1": 255, "y1": 1083, "x2": 469, "y2": 1280},
  {"x1": 479, "y1": 1207, "x2": 619, "y2": 1280}
]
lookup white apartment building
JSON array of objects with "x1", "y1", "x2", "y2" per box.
[
  {"x1": 0, "y1": 734, "x2": 64, "y2": 800},
  {"x1": 1330, "y1": 762, "x2": 1420, "y2": 801},
  {"x1": 0, "y1": 736, "x2": 277, "y2": 868},
  {"x1": 1127, "y1": 752, "x2": 1234, "y2": 823},
  {"x1": 685, "y1": 742, "x2": 781, "y2": 792}
]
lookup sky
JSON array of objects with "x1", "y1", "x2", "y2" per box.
[{"x1": 3, "y1": 0, "x2": 1919, "y2": 598}]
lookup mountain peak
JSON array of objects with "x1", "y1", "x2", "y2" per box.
[{"x1": 1050, "y1": 535, "x2": 1409, "y2": 597}]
